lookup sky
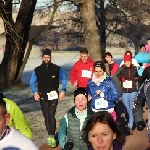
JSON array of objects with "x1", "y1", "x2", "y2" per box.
[{"x1": 14, "y1": 0, "x2": 109, "y2": 9}]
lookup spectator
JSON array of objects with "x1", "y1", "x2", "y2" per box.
[
  {"x1": 0, "y1": 93, "x2": 32, "y2": 140},
  {"x1": 30, "y1": 48, "x2": 67, "y2": 147},
  {"x1": 58, "y1": 88, "x2": 93, "y2": 150},
  {"x1": 0, "y1": 97, "x2": 38, "y2": 150},
  {"x1": 82, "y1": 111, "x2": 125, "y2": 150}
]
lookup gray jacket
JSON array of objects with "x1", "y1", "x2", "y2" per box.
[{"x1": 133, "y1": 79, "x2": 150, "y2": 123}]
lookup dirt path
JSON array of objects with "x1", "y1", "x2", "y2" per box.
[{"x1": 38, "y1": 96, "x2": 150, "y2": 150}]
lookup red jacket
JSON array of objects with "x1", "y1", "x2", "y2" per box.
[
  {"x1": 110, "y1": 62, "x2": 119, "y2": 75},
  {"x1": 70, "y1": 58, "x2": 94, "y2": 88}
]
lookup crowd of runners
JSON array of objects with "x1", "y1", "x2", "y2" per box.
[{"x1": 1, "y1": 38, "x2": 150, "y2": 150}]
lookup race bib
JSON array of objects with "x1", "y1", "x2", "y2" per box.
[
  {"x1": 123, "y1": 80, "x2": 132, "y2": 88},
  {"x1": 47, "y1": 91, "x2": 58, "y2": 100},
  {"x1": 95, "y1": 98, "x2": 108, "y2": 109},
  {"x1": 81, "y1": 70, "x2": 92, "y2": 78}
]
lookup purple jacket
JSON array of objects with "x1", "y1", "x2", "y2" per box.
[{"x1": 88, "y1": 141, "x2": 122, "y2": 150}]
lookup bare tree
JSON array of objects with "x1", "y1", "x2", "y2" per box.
[
  {"x1": 0, "y1": 0, "x2": 63, "y2": 88},
  {"x1": 68, "y1": 0, "x2": 101, "y2": 60},
  {"x1": 111, "y1": 0, "x2": 150, "y2": 53}
]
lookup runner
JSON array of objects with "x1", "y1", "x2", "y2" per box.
[{"x1": 30, "y1": 48, "x2": 67, "y2": 147}]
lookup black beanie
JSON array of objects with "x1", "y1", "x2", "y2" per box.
[
  {"x1": 42, "y1": 48, "x2": 51, "y2": 56},
  {"x1": 74, "y1": 88, "x2": 88, "y2": 101},
  {"x1": 94, "y1": 61, "x2": 106, "y2": 72},
  {"x1": 0, "y1": 93, "x2": 5, "y2": 98}
]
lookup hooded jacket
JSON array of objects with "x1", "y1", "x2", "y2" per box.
[
  {"x1": 4, "y1": 98, "x2": 32, "y2": 139},
  {"x1": 70, "y1": 58, "x2": 94, "y2": 88}
]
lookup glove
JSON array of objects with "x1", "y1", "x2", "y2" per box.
[
  {"x1": 137, "y1": 121, "x2": 146, "y2": 131},
  {"x1": 135, "y1": 76, "x2": 140, "y2": 81},
  {"x1": 121, "y1": 76, "x2": 125, "y2": 82},
  {"x1": 64, "y1": 142, "x2": 74, "y2": 150}
]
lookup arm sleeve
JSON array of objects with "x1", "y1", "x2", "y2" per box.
[
  {"x1": 108, "y1": 80, "x2": 119, "y2": 101},
  {"x1": 132, "y1": 84, "x2": 145, "y2": 123},
  {"x1": 70, "y1": 64, "x2": 77, "y2": 84},
  {"x1": 59, "y1": 68, "x2": 67, "y2": 92},
  {"x1": 7, "y1": 99, "x2": 32, "y2": 139},
  {"x1": 111, "y1": 63, "x2": 119, "y2": 75},
  {"x1": 117, "y1": 68, "x2": 123, "y2": 81},
  {"x1": 30, "y1": 71, "x2": 37, "y2": 94},
  {"x1": 58, "y1": 116, "x2": 67, "y2": 149},
  {"x1": 87, "y1": 81, "x2": 92, "y2": 97},
  {"x1": 140, "y1": 68, "x2": 148, "y2": 85}
]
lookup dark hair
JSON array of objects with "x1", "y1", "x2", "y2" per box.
[
  {"x1": 125, "y1": 50, "x2": 132, "y2": 58},
  {"x1": 140, "y1": 44, "x2": 145, "y2": 49},
  {"x1": 94, "y1": 61, "x2": 106, "y2": 72},
  {"x1": 0, "y1": 97, "x2": 7, "y2": 116},
  {"x1": 80, "y1": 47, "x2": 88, "y2": 54},
  {"x1": 105, "y1": 52, "x2": 113, "y2": 58},
  {"x1": 82, "y1": 111, "x2": 125, "y2": 147},
  {"x1": 147, "y1": 38, "x2": 150, "y2": 41}
]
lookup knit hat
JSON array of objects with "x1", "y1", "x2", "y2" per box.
[
  {"x1": 94, "y1": 61, "x2": 106, "y2": 72},
  {"x1": 0, "y1": 93, "x2": 5, "y2": 98},
  {"x1": 74, "y1": 88, "x2": 88, "y2": 101},
  {"x1": 124, "y1": 55, "x2": 131, "y2": 62},
  {"x1": 42, "y1": 48, "x2": 51, "y2": 56}
]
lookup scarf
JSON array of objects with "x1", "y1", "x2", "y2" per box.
[{"x1": 92, "y1": 72, "x2": 107, "y2": 86}]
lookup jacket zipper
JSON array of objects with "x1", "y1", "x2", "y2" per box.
[{"x1": 46, "y1": 65, "x2": 49, "y2": 92}]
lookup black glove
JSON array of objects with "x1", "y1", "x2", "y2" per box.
[
  {"x1": 137, "y1": 121, "x2": 146, "y2": 131},
  {"x1": 138, "y1": 63, "x2": 143, "y2": 67},
  {"x1": 64, "y1": 142, "x2": 74, "y2": 150}
]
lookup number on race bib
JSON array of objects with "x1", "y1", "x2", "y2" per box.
[{"x1": 95, "y1": 98, "x2": 108, "y2": 109}]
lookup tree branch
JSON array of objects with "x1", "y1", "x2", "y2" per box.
[{"x1": 16, "y1": 0, "x2": 63, "y2": 81}]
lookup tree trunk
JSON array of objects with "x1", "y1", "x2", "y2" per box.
[
  {"x1": 0, "y1": 0, "x2": 37, "y2": 88},
  {"x1": 99, "y1": 0, "x2": 106, "y2": 59},
  {"x1": 79, "y1": 0, "x2": 101, "y2": 60}
]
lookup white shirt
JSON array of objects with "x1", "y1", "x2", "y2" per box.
[
  {"x1": 0, "y1": 127, "x2": 38, "y2": 150},
  {"x1": 119, "y1": 58, "x2": 140, "y2": 68}
]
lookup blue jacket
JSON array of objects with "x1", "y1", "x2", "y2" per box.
[
  {"x1": 135, "y1": 51, "x2": 150, "y2": 64},
  {"x1": 87, "y1": 77, "x2": 119, "y2": 110}
]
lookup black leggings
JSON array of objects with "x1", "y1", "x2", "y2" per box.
[{"x1": 40, "y1": 99, "x2": 58, "y2": 135}]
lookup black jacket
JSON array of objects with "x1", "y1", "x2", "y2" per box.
[
  {"x1": 34, "y1": 62, "x2": 60, "y2": 93},
  {"x1": 139, "y1": 66, "x2": 150, "y2": 86},
  {"x1": 133, "y1": 80, "x2": 150, "y2": 123},
  {"x1": 117, "y1": 65, "x2": 138, "y2": 93}
]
